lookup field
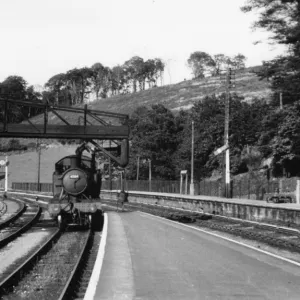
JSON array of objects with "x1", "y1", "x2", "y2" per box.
[{"x1": 0, "y1": 145, "x2": 77, "y2": 188}]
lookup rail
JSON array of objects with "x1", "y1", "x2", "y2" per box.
[
  {"x1": 0, "y1": 204, "x2": 41, "y2": 248},
  {"x1": 0, "y1": 229, "x2": 61, "y2": 295},
  {"x1": 58, "y1": 230, "x2": 92, "y2": 300},
  {"x1": 0, "y1": 201, "x2": 26, "y2": 230}
]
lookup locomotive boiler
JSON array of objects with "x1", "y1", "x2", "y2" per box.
[{"x1": 48, "y1": 144, "x2": 102, "y2": 229}]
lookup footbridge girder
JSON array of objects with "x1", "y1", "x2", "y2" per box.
[{"x1": 0, "y1": 98, "x2": 130, "y2": 167}]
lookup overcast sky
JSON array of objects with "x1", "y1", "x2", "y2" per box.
[{"x1": 0, "y1": 0, "x2": 286, "y2": 87}]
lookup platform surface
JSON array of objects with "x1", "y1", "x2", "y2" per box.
[{"x1": 93, "y1": 211, "x2": 300, "y2": 299}]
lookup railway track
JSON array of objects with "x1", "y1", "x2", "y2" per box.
[
  {"x1": 0, "y1": 201, "x2": 41, "y2": 248},
  {"x1": 1, "y1": 229, "x2": 101, "y2": 300},
  {"x1": 102, "y1": 200, "x2": 300, "y2": 253},
  {"x1": 0, "y1": 201, "x2": 7, "y2": 216},
  {"x1": 58, "y1": 230, "x2": 101, "y2": 300},
  {"x1": 0, "y1": 228, "x2": 60, "y2": 297},
  {"x1": 0, "y1": 200, "x2": 25, "y2": 230}
]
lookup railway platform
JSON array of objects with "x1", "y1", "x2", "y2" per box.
[{"x1": 86, "y1": 211, "x2": 300, "y2": 300}]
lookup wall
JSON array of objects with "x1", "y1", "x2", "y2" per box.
[{"x1": 101, "y1": 190, "x2": 300, "y2": 228}]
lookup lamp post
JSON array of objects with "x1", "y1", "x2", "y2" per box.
[{"x1": 190, "y1": 121, "x2": 195, "y2": 195}]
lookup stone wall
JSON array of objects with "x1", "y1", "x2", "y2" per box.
[{"x1": 101, "y1": 190, "x2": 300, "y2": 228}]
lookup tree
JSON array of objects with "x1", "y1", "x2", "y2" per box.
[
  {"x1": 66, "y1": 68, "x2": 93, "y2": 104},
  {"x1": 174, "y1": 94, "x2": 269, "y2": 179},
  {"x1": 232, "y1": 54, "x2": 247, "y2": 70},
  {"x1": 241, "y1": 1, "x2": 300, "y2": 47},
  {"x1": 241, "y1": 0, "x2": 300, "y2": 104},
  {"x1": 262, "y1": 102, "x2": 300, "y2": 177},
  {"x1": 187, "y1": 51, "x2": 215, "y2": 79},
  {"x1": 111, "y1": 65, "x2": 126, "y2": 95},
  {"x1": 143, "y1": 59, "x2": 156, "y2": 88},
  {"x1": 45, "y1": 73, "x2": 68, "y2": 105},
  {"x1": 127, "y1": 104, "x2": 179, "y2": 180},
  {"x1": 26, "y1": 85, "x2": 42, "y2": 102},
  {"x1": 213, "y1": 54, "x2": 228, "y2": 76},
  {"x1": 153, "y1": 58, "x2": 165, "y2": 86},
  {"x1": 0, "y1": 76, "x2": 27, "y2": 98},
  {"x1": 0, "y1": 77, "x2": 44, "y2": 122},
  {"x1": 100, "y1": 67, "x2": 113, "y2": 98},
  {"x1": 124, "y1": 56, "x2": 145, "y2": 92},
  {"x1": 175, "y1": 94, "x2": 225, "y2": 179},
  {"x1": 91, "y1": 63, "x2": 107, "y2": 100}
]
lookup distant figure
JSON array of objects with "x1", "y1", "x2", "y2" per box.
[
  {"x1": 117, "y1": 190, "x2": 127, "y2": 211},
  {"x1": 3, "y1": 192, "x2": 7, "y2": 200}
]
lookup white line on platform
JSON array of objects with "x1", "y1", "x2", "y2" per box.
[
  {"x1": 140, "y1": 211, "x2": 300, "y2": 268},
  {"x1": 84, "y1": 213, "x2": 108, "y2": 300}
]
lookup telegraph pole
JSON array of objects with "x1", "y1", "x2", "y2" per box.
[
  {"x1": 224, "y1": 68, "x2": 233, "y2": 198},
  {"x1": 109, "y1": 140, "x2": 112, "y2": 190},
  {"x1": 136, "y1": 155, "x2": 140, "y2": 181},
  {"x1": 5, "y1": 156, "x2": 8, "y2": 192},
  {"x1": 190, "y1": 121, "x2": 195, "y2": 195},
  {"x1": 148, "y1": 159, "x2": 152, "y2": 192},
  {"x1": 37, "y1": 139, "x2": 41, "y2": 192}
]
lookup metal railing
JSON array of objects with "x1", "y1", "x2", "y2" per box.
[{"x1": 11, "y1": 176, "x2": 299, "y2": 202}]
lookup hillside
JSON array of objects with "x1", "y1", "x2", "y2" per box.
[
  {"x1": 87, "y1": 67, "x2": 271, "y2": 115},
  {"x1": 20, "y1": 67, "x2": 271, "y2": 129},
  {"x1": 1, "y1": 67, "x2": 271, "y2": 149},
  {"x1": 0, "y1": 67, "x2": 272, "y2": 187}
]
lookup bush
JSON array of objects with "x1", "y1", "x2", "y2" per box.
[{"x1": 7, "y1": 139, "x2": 27, "y2": 151}]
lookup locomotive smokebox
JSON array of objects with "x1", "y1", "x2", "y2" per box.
[{"x1": 62, "y1": 168, "x2": 88, "y2": 196}]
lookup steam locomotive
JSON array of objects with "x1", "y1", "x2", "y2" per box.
[{"x1": 48, "y1": 144, "x2": 103, "y2": 229}]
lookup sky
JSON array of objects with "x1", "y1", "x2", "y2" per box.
[{"x1": 0, "y1": 0, "x2": 287, "y2": 88}]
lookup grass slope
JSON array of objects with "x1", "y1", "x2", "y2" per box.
[
  {"x1": 27, "y1": 67, "x2": 271, "y2": 127},
  {"x1": 87, "y1": 68, "x2": 271, "y2": 114}
]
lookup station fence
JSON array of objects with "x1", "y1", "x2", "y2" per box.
[
  {"x1": 10, "y1": 175, "x2": 299, "y2": 201},
  {"x1": 12, "y1": 182, "x2": 53, "y2": 193}
]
